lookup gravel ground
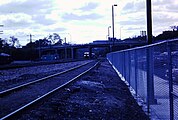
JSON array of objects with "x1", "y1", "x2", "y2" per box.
[
  {"x1": 14, "y1": 59, "x2": 149, "y2": 120},
  {"x1": 0, "y1": 60, "x2": 91, "y2": 90}
]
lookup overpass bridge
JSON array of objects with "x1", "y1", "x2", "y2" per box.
[{"x1": 36, "y1": 40, "x2": 147, "y2": 60}]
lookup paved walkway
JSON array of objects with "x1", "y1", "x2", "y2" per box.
[
  {"x1": 111, "y1": 63, "x2": 178, "y2": 120},
  {"x1": 150, "y1": 75, "x2": 178, "y2": 120}
]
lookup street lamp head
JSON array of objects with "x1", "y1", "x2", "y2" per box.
[
  {"x1": 108, "y1": 26, "x2": 111, "y2": 28},
  {"x1": 113, "y1": 4, "x2": 117, "y2": 6}
]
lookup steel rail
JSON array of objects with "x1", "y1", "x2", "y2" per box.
[
  {"x1": 0, "y1": 61, "x2": 92, "y2": 96},
  {"x1": 0, "y1": 61, "x2": 99, "y2": 120}
]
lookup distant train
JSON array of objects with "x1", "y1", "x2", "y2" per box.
[
  {"x1": 84, "y1": 52, "x2": 96, "y2": 58},
  {"x1": 0, "y1": 53, "x2": 13, "y2": 64}
]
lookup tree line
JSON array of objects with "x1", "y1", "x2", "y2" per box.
[
  {"x1": 1, "y1": 27, "x2": 178, "y2": 61},
  {"x1": 0, "y1": 33, "x2": 67, "y2": 61}
]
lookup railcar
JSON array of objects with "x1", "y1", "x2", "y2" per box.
[
  {"x1": 0, "y1": 53, "x2": 13, "y2": 64},
  {"x1": 84, "y1": 52, "x2": 96, "y2": 58}
]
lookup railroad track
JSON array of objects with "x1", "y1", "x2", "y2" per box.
[
  {"x1": 0, "y1": 60, "x2": 92, "y2": 96},
  {"x1": 0, "y1": 60, "x2": 99, "y2": 120},
  {"x1": 0, "y1": 59, "x2": 87, "y2": 70}
]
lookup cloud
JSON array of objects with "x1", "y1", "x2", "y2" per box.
[
  {"x1": 118, "y1": 10, "x2": 146, "y2": 33},
  {"x1": 166, "y1": 5, "x2": 178, "y2": 12},
  {"x1": 32, "y1": 15, "x2": 56, "y2": 26},
  {"x1": 151, "y1": 0, "x2": 178, "y2": 33},
  {"x1": 0, "y1": 0, "x2": 177, "y2": 45},
  {"x1": 62, "y1": 13, "x2": 103, "y2": 21},
  {"x1": 153, "y1": 0, "x2": 177, "y2": 13},
  {"x1": 119, "y1": 0, "x2": 178, "y2": 37},
  {"x1": 2, "y1": 13, "x2": 34, "y2": 28},
  {"x1": 121, "y1": 1, "x2": 145, "y2": 14},
  {"x1": 0, "y1": 0, "x2": 53, "y2": 15},
  {"x1": 152, "y1": 13, "x2": 178, "y2": 33},
  {"x1": 152, "y1": 0, "x2": 178, "y2": 14},
  {"x1": 44, "y1": 27, "x2": 66, "y2": 33},
  {"x1": 153, "y1": 0, "x2": 172, "y2": 6},
  {"x1": 78, "y1": 2, "x2": 99, "y2": 11},
  {"x1": 119, "y1": 20, "x2": 145, "y2": 28},
  {"x1": 122, "y1": 2, "x2": 134, "y2": 12}
]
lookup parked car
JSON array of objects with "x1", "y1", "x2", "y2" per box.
[
  {"x1": 154, "y1": 52, "x2": 168, "y2": 61},
  {"x1": 41, "y1": 54, "x2": 59, "y2": 61},
  {"x1": 165, "y1": 68, "x2": 178, "y2": 83}
]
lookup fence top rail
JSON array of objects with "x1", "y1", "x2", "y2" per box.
[{"x1": 108, "y1": 38, "x2": 178, "y2": 54}]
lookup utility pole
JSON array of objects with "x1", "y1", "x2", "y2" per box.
[
  {"x1": 146, "y1": 0, "x2": 152, "y2": 44},
  {"x1": 64, "y1": 37, "x2": 66, "y2": 44},
  {"x1": 27, "y1": 34, "x2": 34, "y2": 61},
  {"x1": 0, "y1": 25, "x2": 4, "y2": 35},
  {"x1": 108, "y1": 26, "x2": 111, "y2": 40},
  {"x1": 146, "y1": 0, "x2": 157, "y2": 115},
  {"x1": 27, "y1": 34, "x2": 34, "y2": 43},
  {"x1": 112, "y1": 4, "x2": 117, "y2": 41}
]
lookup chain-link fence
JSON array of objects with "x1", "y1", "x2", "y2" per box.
[
  {"x1": 107, "y1": 39, "x2": 178, "y2": 120},
  {"x1": 172, "y1": 40, "x2": 178, "y2": 120}
]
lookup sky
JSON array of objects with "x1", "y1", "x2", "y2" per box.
[{"x1": 0, "y1": 0, "x2": 178, "y2": 46}]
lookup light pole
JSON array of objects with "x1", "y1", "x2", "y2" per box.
[
  {"x1": 120, "y1": 26, "x2": 123, "y2": 40},
  {"x1": 108, "y1": 26, "x2": 111, "y2": 40},
  {"x1": 67, "y1": 33, "x2": 72, "y2": 43},
  {"x1": 27, "y1": 34, "x2": 34, "y2": 61},
  {"x1": 112, "y1": 4, "x2": 117, "y2": 41}
]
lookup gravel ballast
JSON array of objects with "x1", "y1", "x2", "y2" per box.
[
  {"x1": 0, "y1": 60, "x2": 91, "y2": 91},
  {"x1": 0, "y1": 60, "x2": 91, "y2": 82},
  {"x1": 14, "y1": 59, "x2": 149, "y2": 120}
]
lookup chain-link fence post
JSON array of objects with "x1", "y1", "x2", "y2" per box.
[
  {"x1": 128, "y1": 51, "x2": 131, "y2": 85},
  {"x1": 167, "y1": 41, "x2": 174, "y2": 120},
  {"x1": 134, "y1": 50, "x2": 138, "y2": 97},
  {"x1": 146, "y1": 47, "x2": 157, "y2": 114}
]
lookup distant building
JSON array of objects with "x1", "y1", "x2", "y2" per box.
[
  {"x1": 92, "y1": 40, "x2": 111, "y2": 44},
  {"x1": 92, "y1": 40, "x2": 121, "y2": 45}
]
